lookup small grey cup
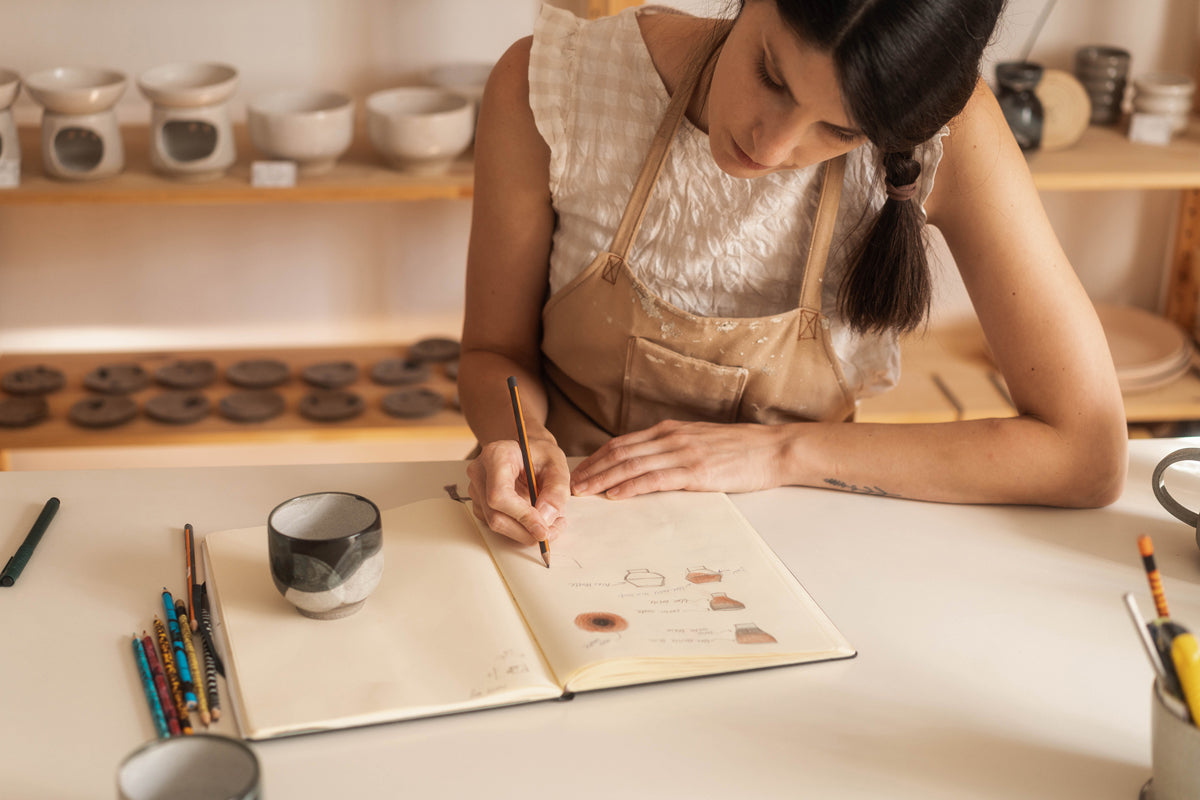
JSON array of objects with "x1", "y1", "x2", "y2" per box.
[{"x1": 268, "y1": 492, "x2": 383, "y2": 620}]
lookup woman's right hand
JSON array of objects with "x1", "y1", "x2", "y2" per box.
[{"x1": 466, "y1": 436, "x2": 570, "y2": 546}]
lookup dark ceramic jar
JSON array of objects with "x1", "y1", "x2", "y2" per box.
[{"x1": 996, "y1": 61, "x2": 1045, "y2": 151}]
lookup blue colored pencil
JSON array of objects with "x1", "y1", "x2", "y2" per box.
[
  {"x1": 161, "y1": 589, "x2": 198, "y2": 710},
  {"x1": 132, "y1": 634, "x2": 169, "y2": 738}
]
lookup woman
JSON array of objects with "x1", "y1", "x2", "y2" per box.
[{"x1": 459, "y1": 0, "x2": 1128, "y2": 548}]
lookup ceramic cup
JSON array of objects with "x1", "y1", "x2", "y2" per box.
[
  {"x1": 1145, "y1": 679, "x2": 1200, "y2": 800},
  {"x1": 1075, "y1": 45, "x2": 1131, "y2": 125},
  {"x1": 117, "y1": 734, "x2": 260, "y2": 800},
  {"x1": 0, "y1": 68, "x2": 21, "y2": 166},
  {"x1": 365, "y1": 87, "x2": 474, "y2": 175},
  {"x1": 267, "y1": 491, "x2": 383, "y2": 620},
  {"x1": 1133, "y1": 73, "x2": 1195, "y2": 135}
]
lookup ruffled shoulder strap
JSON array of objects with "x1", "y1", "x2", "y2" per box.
[{"x1": 529, "y1": 4, "x2": 585, "y2": 195}]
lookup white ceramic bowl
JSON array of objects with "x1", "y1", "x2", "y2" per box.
[
  {"x1": 0, "y1": 69, "x2": 20, "y2": 110},
  {"x1": 25, "y1": 67, "x2": 126, "y2": 114},
  {"x1": 425, "y1": 62, "x2": 492, "y2": 108},
  {"x1": 138, "y1": 62, "x2": 238, "y2": 108},
  {"x1": 366, "y1": 87, "x2": 474, "y2": 174},
  {"x1": 248, "y1": 89, "x2": 354, "y2": 175},
  {"x1": 1133, "y1": 73, "x2": 1195, "y2": 134}
]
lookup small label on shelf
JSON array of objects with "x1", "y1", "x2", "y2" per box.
[
  {"x1": 1128, "y1": 113, "x2": 1173, "y2": 146},
  {"x1": 251, "y1": 160, "x2": 298, "y2": 188},
  {"x1": 0, "y1": 159, "x2": 20, "y2": 188}
]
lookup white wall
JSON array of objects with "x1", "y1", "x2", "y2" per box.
[{"x1": 0, "y1": 0, "x2": 1194, "y2": 353}]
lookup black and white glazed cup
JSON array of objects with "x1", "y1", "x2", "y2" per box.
[
  {"x1": 118, "y1": 734, "x2": 260, "y2": 799},
  {"x1": 267, "y1": 491, "x2": 383, "y2": 620}
]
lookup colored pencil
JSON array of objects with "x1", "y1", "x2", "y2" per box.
[
  {"x1": 161, "y1": 589, "x2": 197, "y2": 710},
  {"x1": 198, "y1": 585, "x2": 222, "y2": 721},
  {"x1": 1138, "y1": 534, "x2": 1171, "y2": 619},
  {"x1": 153, "y1": 617, "x2": 192, "y2": 735},
  {"x1": 0, "y1": 497, "x2": 60, "y2": 586},
  {"x1": 141, "y1": 632, "x2": 181, "y2": 737},
  {"x1": 132, "y1": 634, "x2": 169, "y2": 738},
  {"x1": 175, "y1": 599, "x2": 210, "y2": 726},
  {"x1": 507, "y1": 376, "x2": 550, "y2": 568},
  {"x1": 184, "y1": 523, "x2": 199, "y2": 631}
]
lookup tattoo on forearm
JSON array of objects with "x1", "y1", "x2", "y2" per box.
[{"x1": 823, "y1": 479, "x2": 900, "y2": 498}]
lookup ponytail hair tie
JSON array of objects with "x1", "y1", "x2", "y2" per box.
[{"x1": 885, "y1": 180, "x2": 918, "y2": 202}]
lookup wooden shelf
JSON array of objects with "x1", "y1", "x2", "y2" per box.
[
  {"x1": 1028, "y1": 118, "x2": 1200, "y2": 192},
  {"x1": 0, "y1": 345, "x2": 471, "y2": 451},
  {"x1": 0, "y1": 125, "x2": 474, "y2": 206},
  {"x1": 857, "y1": 321, "x2": 1200, "y2": 425}
]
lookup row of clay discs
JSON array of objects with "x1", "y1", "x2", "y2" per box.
[{"x1": 0, "y1": 338, "x2": 460, "y2": 429}]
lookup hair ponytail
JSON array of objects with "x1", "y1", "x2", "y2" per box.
[{"x1": 837, "y1": 150, "x2": 930, "y2": 335}]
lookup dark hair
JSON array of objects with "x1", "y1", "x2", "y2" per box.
[{"x1": 760, "y1": 0, "x2": 1004, "y2": 334}]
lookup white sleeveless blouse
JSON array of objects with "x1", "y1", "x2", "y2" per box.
[{"x1": 528, "y1": 3, "x2": 947, "y2": 399}]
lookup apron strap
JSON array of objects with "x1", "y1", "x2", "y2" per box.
[
  {"x1": 796, "y1": 154, "x2": 846, "y2": 313},
  {"x1": 609, "y1": 40, "x2": 717, "y2": 261}
]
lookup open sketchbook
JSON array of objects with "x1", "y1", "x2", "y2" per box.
[{"x1": 203, "y1": 490, "x2": 854, "y2": 740}]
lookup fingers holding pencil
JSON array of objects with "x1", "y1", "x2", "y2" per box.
[{"x1": 467, "y1": 438, "x2": 568, "y2": 547}]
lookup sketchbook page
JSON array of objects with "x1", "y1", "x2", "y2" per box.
[
  {"x1": 479, "y1": 491, "x2": 854, "y2": 693},
  {"x1": 204, "y1": 498, "x2": 561, "y2": 740}
]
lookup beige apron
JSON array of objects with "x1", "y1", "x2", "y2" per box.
[{"x1": 541, "y1": 50, "x2": 856, "y2": 457}]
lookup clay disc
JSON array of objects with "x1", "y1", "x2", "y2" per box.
[
  {"x1": 145, "y1": 391, "x2": 212, "y2": 425},
  {"x1": 68, "y1": 396, "x2": 138, "y2": 429},
  {"x1": 226, "y1": 359, "x2": 290, "y2": 389},
  {"x1": 298, "y1": 389, "x2": 365, "y2": 422},
  {"x1": 0, "y1": 396, "x2": 49, "y2": 428},
  {"x1": 155, "y1": 359, "x2": 217, "y2": 390},
  {"x1": 2, "y1": 365, "x2": 66, "y2": 396},
  {"x1": 408, "y1": 337, "x2": 460, "y2": 363},
  {"x1": 1036, "y1": 69, "x2": 1091, "y2": 151},
  {"x1": 219, "y1": 390, "x2": 285, "y2": 423},
  {"x1": 369, "y1": 358, "x2": 431, "y2": 386},
  {"x1": 83, "y1": 363, "x2": 150, "y2": 395},
  {"x1": 301, "y1": 361, "x2": 359, "y2": 390},
  {"x1": 382, "y1": 387, "x2": 445, "y2": 419}
]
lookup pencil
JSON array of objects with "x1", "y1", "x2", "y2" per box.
[
  {"x1": 132, "y1": 634, "x2": 169, "y2": 739},
  {"x1": 161, "y1": 589, "x2": 197, "y2": 710},
  {"x1": 1138, "y1": 534, "x2": 1171, "y2": 619},
  {"x1": 175, "y1": 599, "x2": 210, "y2": 726},
  {"x1": 153, "y1": 616, "x2": 192, "y2": 735},
  {"x1": 1, "y1": 497, "x2": 60, "y2": 587},
  {"x1": 198, "y1": 584, "x2": 222, "y2": 721},
  {"x1": 184, "y1": 523, "x2": 199, "y2": 631},
  {"x1": 141, "y1": 632, "x2": 181, "y2": 737},
  {"x1": 507, "y1": 376, "x2": 550, "y2": 568}
]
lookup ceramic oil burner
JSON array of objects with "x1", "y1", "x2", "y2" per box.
[
  {"x1": 996, "y1": 61, "x2": 1044, "y2": 151},
  {"x1": 138, "y1": 62, "x2": 238, "y2": 181},
  {"x1": 268, "y1": 492, "x2": 383, "y2": 620},
  {"x1": 24, "y1": 66, "x2": 126, "y2": 181},
  {"x1": 0, "y1": 69, "x2": 21, "y2": 170}
]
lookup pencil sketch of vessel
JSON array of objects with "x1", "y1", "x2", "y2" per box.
[
  {"x1": 709, "y1": 592, "x2": 745, "y2": 611},
  {"x1": 685, "y1": 566, "x2": 721, "y2": 584},
  {"x1": 624, "y1": 568, "x2": 665, "y2": 588},
  {"x1": 734, "y1": 623, "x2": 777, "y2": 644}
]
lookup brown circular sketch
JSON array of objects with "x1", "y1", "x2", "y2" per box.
[
  {"x1": 574, "y1": 612, "x2": 628, "y2": 633},
  {"x1": 0, "y1": 396, "x2": 49, "y2": 428},
  {"x1": 2, "y1": 364, "x2": 65, "y2": 396}
]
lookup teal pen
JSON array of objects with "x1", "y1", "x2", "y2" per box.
[
  {"x1": 1, "y1": 497, "x2": 60, "y2": 586},
  {"x1": 161, "y1": 589, "x2": 198, "y2": 710},
  {"x1": 132, "y1": 635, "x2": 169, "y2": 738}
]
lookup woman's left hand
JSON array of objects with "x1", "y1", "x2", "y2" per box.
[{"x1": 570, "y1": 420, "x2": 791, "y2": 498}]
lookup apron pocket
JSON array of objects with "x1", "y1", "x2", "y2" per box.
[{"x1": 620, "y1": 337, "x2": 749, "y2": 434}]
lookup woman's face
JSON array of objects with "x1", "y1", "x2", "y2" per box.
[{"x1": 704, "y1": 0, "x2": 865, "y2": 177}]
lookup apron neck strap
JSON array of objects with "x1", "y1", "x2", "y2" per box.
[
  {"x1": 609, "y1": 38, "x2": 718, "y2": 260},
  {"x1": 796, "y1": 154, "x2": 846, "y2": 312}
]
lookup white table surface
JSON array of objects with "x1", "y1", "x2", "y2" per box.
[{"x1": 3, "y1": 438, "x2": 1200, "y2": 799}]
